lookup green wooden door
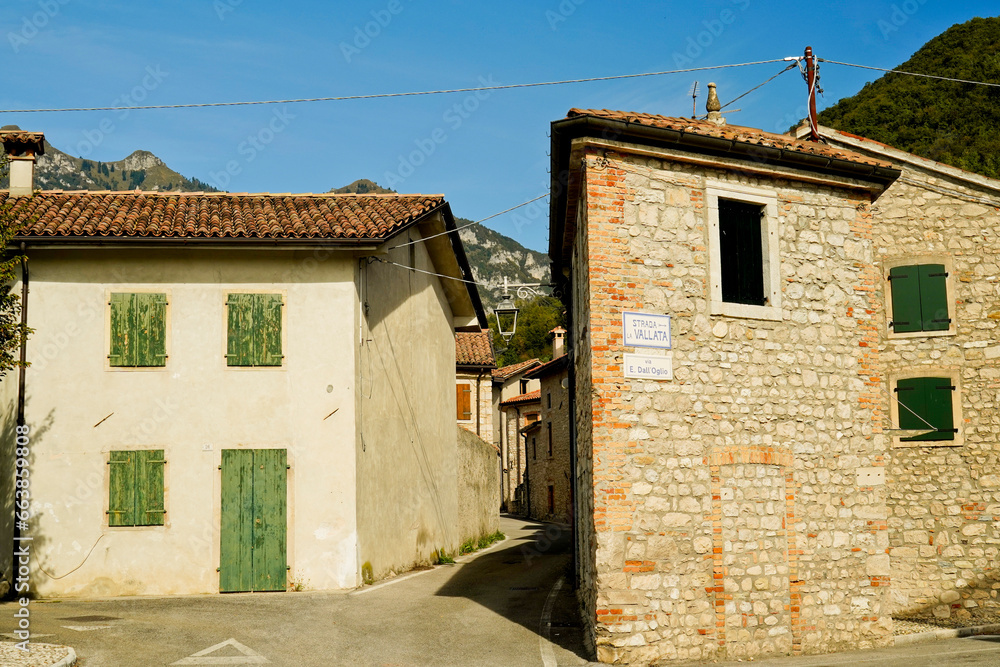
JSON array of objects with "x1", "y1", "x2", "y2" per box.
[{"x1": 220, "y1": 449, "x2": 287, "y2": 592}]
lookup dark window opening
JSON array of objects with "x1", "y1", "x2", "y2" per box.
[{"x1": 719, "y1": 199, "x2": 766, "y2": 306}]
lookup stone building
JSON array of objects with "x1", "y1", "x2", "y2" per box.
[
  {"x1": 456, "y1": 330, "x2": 496, "y2": 443},
  {"x1": 523, "y1": 327, "x2": 573, "y2": 524},
  {"x1": 493, "y1": 358, "x2": 541, "y2": 510},
  {"x1": 793, "y1": 123, "x2": 1000, "y2": 624},
  {"x1": 548, "y1": 107, "x2": 903, "y2": 663}
]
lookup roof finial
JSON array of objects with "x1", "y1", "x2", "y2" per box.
[{"x1": 706, "y1": 82, "x2": 725, "y2": 126}]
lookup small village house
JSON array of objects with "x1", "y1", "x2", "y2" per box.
[
  {"x1": 0, "y1": 130, "x2": 492, "y2": 597},
  {"x1": 792, "y1": 122, "x2": 1000, "y2": 625},
  {"x1": 493, "y1": 358, "x2": 541, "y2": 512},
  {"x1": 522, "y1": 327, "x2": 572, "y2": 524},
  {"x1": 455, "y1": 329, "x2": 496, "y2": 443},
  {"x1": 548, "y1": 100, "x2": 904, "y2": 663}
]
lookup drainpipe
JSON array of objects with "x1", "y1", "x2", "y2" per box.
[{"x1": 10, "y1": 244, "x2": 28, "y2": 596}]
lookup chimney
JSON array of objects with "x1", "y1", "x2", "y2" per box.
[
  {"x1": 705, "y1": 82, "x2": 725, "y2": 126},
  {"x1": 550, "y1": 326, "x2": 567, "y2": 358},
  {"x1": 0, "y1": 130, "x2": 45, "y2": 196}
]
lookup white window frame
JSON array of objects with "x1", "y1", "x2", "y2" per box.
[
  {"x1": 884, "y1": 255, "x2": 956, "y2": 339},
  {"x1": 888, "y1": 367, "x2": 963, "y2": 448},
  {"x1": 706, "y1": 182, "x2": 782, "y2": 321}
]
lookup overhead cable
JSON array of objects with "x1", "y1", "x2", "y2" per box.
[
  {"x1": 0, "y1": 59, "x2": 791, "y2": 114},
  {"x1": 819, "y1": 59, "x2": 1000, "y2": 89},
  {"x1": 388, "y1": 194, "x2": 549, "y2": 250}
]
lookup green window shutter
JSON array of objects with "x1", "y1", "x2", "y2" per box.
[
  {"x1": 918, "y1": 264, "x2": 950, "y2": 332},
  {"x1": 108, "y1": 451, "x2": 136, "y2": 526},
  {"x1": 227, "y1": 294, "x2": 255, "y2": 366},
  {"x1": 257, "y1": 294, "x2": 283, "y2": 366},
  {"x1": 135, "y1": 293, "x2": 168, "y2": 367},
  {"x1": 899, "y1": 377, "x2": 955, "y2": 442},
  {"x1": 109, "y1": 293, "x2": 133, "y2": 366},
  {"x1": 137, "y1": 450, "x2": 166, "y2": 526},
  {"x1": 889, "y1": 266, "x2": 921, "y2": 333}
]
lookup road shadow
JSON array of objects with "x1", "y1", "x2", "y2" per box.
[{"x1": 434, "y1": 518, "x2": 592, "y2": 662}]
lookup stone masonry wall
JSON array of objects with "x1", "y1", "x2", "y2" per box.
[
  {"x1": 528, "y1": 369, "x2": 572, "y2": 524},
  {"x1": 864, "y1": 159, "x2": 1000, "y2": 622},
  {"x1": 577, "y1": 146, "x2": 892, "y2": 664}
]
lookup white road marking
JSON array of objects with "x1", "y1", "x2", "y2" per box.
[
  {"x1": 61, "y1": 625, "x2": 113, "y2": 631},
  {"x1": 539, "y1": 575, "x2": 564, "y2": 667},
  {"x1": 171, "y1": 638, "x2": 269, "y2": 665}
]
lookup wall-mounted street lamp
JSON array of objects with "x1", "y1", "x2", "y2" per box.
[{"x1": 492, "y1": 277, "x2": 561, "y2": 341}]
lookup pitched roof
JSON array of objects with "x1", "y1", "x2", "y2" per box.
[
  {"x1": 522, "y1": 354, "x2": 569, "y2": 380},
  {"x1": 456, "y1": 330, "x2": 496, "y2": 368},
  {"x1": 501, "y1": 389, "x2": 541, "y2": 407},
  {"x1": 564, "y1": 108, "x2": 895, "y2": 170},
  {"x1": 492, "y1": 358, "x2": 541, "y2": 382},
  {"x1": 2, "y1": 191, "x2": 445, "y2": 242}
]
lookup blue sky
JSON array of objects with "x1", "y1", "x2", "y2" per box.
[{"x1": 0, "y1": 1, "x2": 996, "y2": 252}]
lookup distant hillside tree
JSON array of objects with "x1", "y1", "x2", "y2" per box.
[
  {"x1": 489, "y1": 295, "x2": 565, "y2": 367},
  {"x1": 818, "y1": 17, "x2": 1000, "y2": 178}
]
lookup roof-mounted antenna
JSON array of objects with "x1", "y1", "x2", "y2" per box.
[{"x1": 688, "y1": 81, "x2": 700, "y2": 119}]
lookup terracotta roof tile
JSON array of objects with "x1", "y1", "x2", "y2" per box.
[
  {"x1": 565, "y1": 108, "x2": 895, "y2": 170},
  {"x1": 2, "y1": 191, "x2": 445, "y2": 241},
  {"x1": 501, "y1": 389, "x2": 541, "y2": 407},
  {"x1": 456, "y1": 331, "x2": 496, "y2": 368},
  {"x1": 492, "y1": 358, "x2": 542, "y2": 382}
]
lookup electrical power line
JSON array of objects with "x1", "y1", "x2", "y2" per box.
[
  {"x1": 0, "y1": 59, "x2": 791, "y2": 114},
  {"x1": 388, "y1": 193, "x2": 549, "y2": 250},
  {"x1": 819, "y1": 59, "x2": 1000, "y2": 89},
  {"x1": 720, "y1": 62, "x2": 799, "y2": 110}
]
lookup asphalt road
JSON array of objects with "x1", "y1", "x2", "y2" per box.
[{"x1": 0, "y1": 516, "x2": 594, "y2": 667}]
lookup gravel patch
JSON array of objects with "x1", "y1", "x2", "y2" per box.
[{"x1": 0, "y1": 641, "x2": 74, "y2": 667}]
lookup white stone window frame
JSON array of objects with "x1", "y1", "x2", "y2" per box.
[
  {"x1": 706, "y1": 182, "x2": 782, "y2": 321},
  {"x1": 888, "y1": 366, "x2": 963, "y2": 448},
  {"x1": 883, "y1": 255, "x2": 957, "y2": 340}
]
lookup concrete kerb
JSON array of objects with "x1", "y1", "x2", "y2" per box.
[
  {"x1": 350, "y1": 534, "x2": 511, "y2": 597},
  {"x1": 893, "y1": 622, "x2": 1000, "y2": 646},
  {"x1": 51, "y1": 648, "x2": 77, "y2": 667}
]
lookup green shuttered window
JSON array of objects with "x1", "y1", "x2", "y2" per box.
[
  {"x1": 896, "y1": 377, "x2": 956, "y2": 442},
  {"x1": 889, "y1": 264, "x2": 950, "y2": 333},
  {"x1": 226, "y1": 294, "x2": 284, "y2": 367},
  {"x1": 108, "y1": 450, "x2": 166, "y2": 526},
  {"x1": 109, "y1": 293, "x2": 168, "y2": 366}
]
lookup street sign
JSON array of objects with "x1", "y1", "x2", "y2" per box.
[
  {"x1": 622, "y1": 311, "x2": 671, "y2": 349},
  {"x1": 623, "y1": 353, "x2": 673, "y2": 380}
]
